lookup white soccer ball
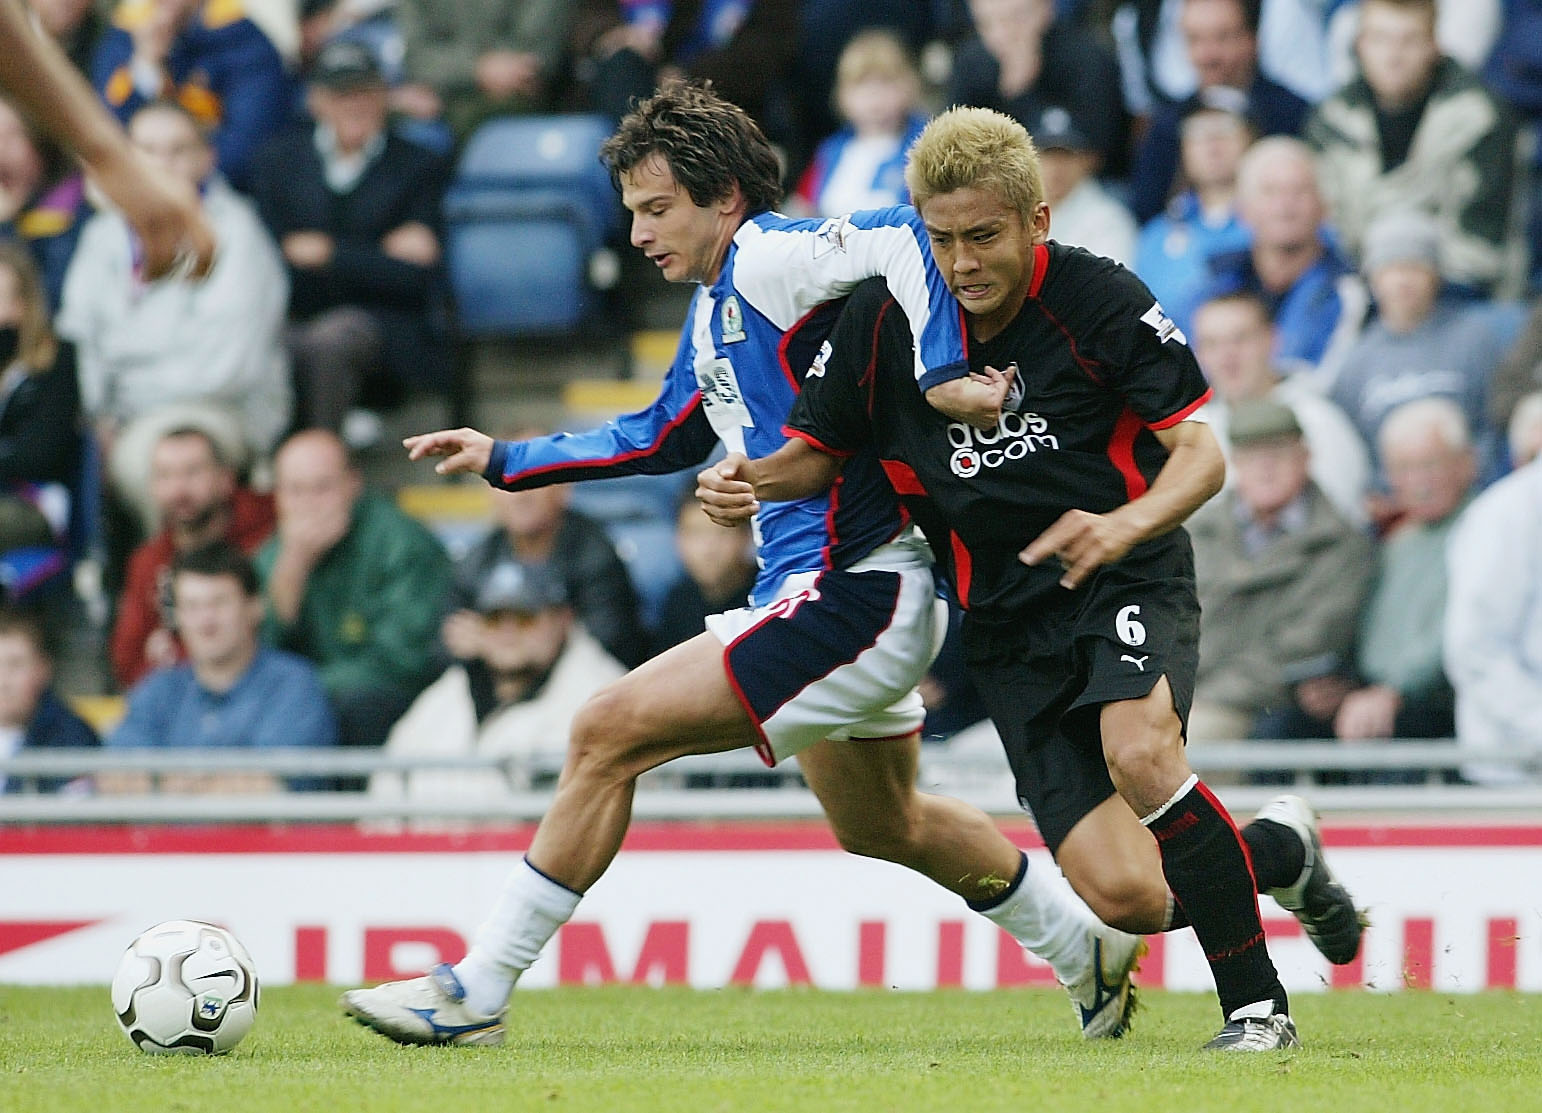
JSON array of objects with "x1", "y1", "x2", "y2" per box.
[{"x1": 110, "y1": 920, "x2": 260, "y2": 1055}]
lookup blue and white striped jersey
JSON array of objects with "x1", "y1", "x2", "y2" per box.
[{"x1": 483, "y1": 206, "x2": 968, "y2": 604}]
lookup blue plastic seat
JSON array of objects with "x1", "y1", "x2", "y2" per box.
[{"x1": 445, "y1": 115, "x2": 620, "y2": 338}]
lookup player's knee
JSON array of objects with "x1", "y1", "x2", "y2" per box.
[
  {"x1": 830, "y1": 808, "x2": 921, "y2": 865},
  {"x1": 1073, "y1": 864, "x2": 1168, "y2": 934},
  {"x1": 1103, "y1": 724, "x2": 1185, "y2": 797},
  {"x1": 566, "y1": 685, "x2": 648, "y2": 779}
]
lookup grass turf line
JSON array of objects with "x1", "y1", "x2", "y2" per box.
[{"x1": 2, "y1": 985, "x2": 1538, "y2": 1112}]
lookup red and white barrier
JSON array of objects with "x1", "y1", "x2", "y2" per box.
[{"x1": 2, "y1": 823, "x2": 1537, "y2": 992}]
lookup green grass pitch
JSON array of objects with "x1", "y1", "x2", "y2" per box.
[{"x1": 2, "y1": 985, "x2": 1539, "y2": 1112}]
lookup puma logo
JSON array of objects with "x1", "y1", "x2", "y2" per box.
[{"x1": 1120, "y1": 654, "x2": 1149, "y2": 671}]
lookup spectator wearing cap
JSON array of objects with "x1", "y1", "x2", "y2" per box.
[
  {"x1": 252, "y1": 40, "x2": 451, "y2": 437},
  {"x1": 103, "y1": 541, "x2": 336, "y2": 795},
  {"x1": 1128, "y1": 0, "x2": 1309, "y2": 225},
  {"x1": 1188, "y1": 399, "x2": 1374, "y2": 747},
  {"x1": 446, "y1": 453, "x2": 646, "y2": 668},
  {"x1": 1134, "y1": 101, "x2": 1254, "y2": 339},
  {"x1": 1305, "y1": 0, "x2": 1524, "y2": 297},
  {"x1": 255, "y1": 429, "x2": 452, "y2": 752},
  {"x1": 371, "y1": 558, "x2": 626, "y2": 802},
  {"x1": 1203, "y1": 136, "x2": 1367, "y2": 376},
  {"x1": 1192, "y1": 290, "x2": 1370, "y2": 525},
  {"x1": 1034, "y1": 107, "x2": 1136, "y2": 267},
  {"x1": 91, "y1": 0, "x2": 291, "y2": 190},
  {"x1": 948, "y1": 0, "x2": 1127, "y2": 172},
  {"x1": 1329, "y1": 209, "x2": 1508, "y2": 483}
]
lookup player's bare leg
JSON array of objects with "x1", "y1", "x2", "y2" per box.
[
  {"x1": 341, "y1": 633, "x2": 758, "y2": 1045},
  {"x1": 526, "y1": 632, "x2": 758, "y2": 890},
  {"x1": 798, "y1": 735, "x2": 1021, "y2": 901},
  {"x1": 798, "y1": 736, "x2": 1144, "y2": 1038},
  {"x1": 1054, "y1": 795, "x2": 1169, "y2": 934},
  {"x1": 1054, "y1": 781, "x2": 1363, "y2": 965},
  {"x1": 1101, "y1": 678, "x2": 1297, "y2": 1049}
]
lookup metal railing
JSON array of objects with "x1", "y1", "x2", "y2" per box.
[{"x1": 1, "y1": 739, "x2": 1538, "y2": 823}]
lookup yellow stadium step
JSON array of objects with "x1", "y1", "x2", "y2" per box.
[
  {"x1": 629, "y1": 329, "x2": 677, "y2": 378},
  {"x1": 560, "y1": 329, "x2": 676, "y2": 420},
  {"x1": 396, "y1": 483, "x2": 492, "y2": 523},
  {"x1": 70, "y1": 694, "x2": 125, "y2": 734}
]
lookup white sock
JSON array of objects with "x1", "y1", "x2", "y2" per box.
[
  {"x1": 454, "y1": 857, "x2": 582, "y2": 1016},
  {"x1": 972, "y1": 853, "x2": 1102, "y2": 985}
]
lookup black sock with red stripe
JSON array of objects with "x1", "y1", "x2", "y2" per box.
[
  {"x1": 1142, "y1": 776, "x2": 1287, "y2": 1018},
  {"x1": 1162, "y1": 819, "x2": 1305, "y2": 931}
]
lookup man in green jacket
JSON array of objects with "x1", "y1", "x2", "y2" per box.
[{"x1": 257, "y1": 429, "x2": 452, "y2": 752}]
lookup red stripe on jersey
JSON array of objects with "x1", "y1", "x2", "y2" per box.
[
  {"x1": 777, "y1": 303, "x2": 826, "y2": 391},
  {"x1": 821, "y1": 472, "x2": 843, "y2": 570},
  {"x1": 879, "y1": 458, "x2": 927, "y2": 496},
  {"x1": 783, "y1": 426, "x2": 854, "y2": 459},
  {"x1": 863, "y1": 298, "x2": 897, "y2": 393},
  {"x1": 1148, "y1": 387, "x2": 1214, "y2": 430},
  {"x1": 1108, "y1": 407, "x2": 1149, "y2": 501},
  {"x1": 949, "y1": 531, "x2": 973, "y2": 608},
  {"x1": 1027, "y1": 242, "x2": 1050, "y2": 298},
  {"x1": 1031, "y1": 302, "x2": 1104, "y2": 385},
  {"x1": 504, "y1": 392, "x2": 705, "y2": 483}
]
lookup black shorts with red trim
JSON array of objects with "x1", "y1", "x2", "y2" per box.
[{"x1": 961, "y1": 535, "x2": 1200, "y2": 852}]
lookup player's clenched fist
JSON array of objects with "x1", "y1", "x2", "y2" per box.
[
  {"x1": 696, "y1": 453, "x2": 759, "y2": 526},
  {"x1": 403, "y1": 428, "x2": 495, "y2": 476}
]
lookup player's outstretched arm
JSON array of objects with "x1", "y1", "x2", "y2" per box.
[
  {"x1": 0, "y1": 0, "x2": 214, "y2": 279},
  {"x1": 1021, "y1": 419, "x2": 1225, "y2": 589},
  {"x1": 696, "y1": 441, "x2": 844, "y2": 526},
  {"x1": 404, "y1": 427, "x2": 495, "y2": 476}
]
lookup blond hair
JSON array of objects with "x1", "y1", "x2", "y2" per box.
[
  {"x1": 0, "y1": 242, "x2": 57, "y2": 372},
  {"x1": 835, "y1": 29, "x2": 920, "y2": 96},
  {"x1": 904, "y1": 106, "x2": 1044, "y2": 221}
]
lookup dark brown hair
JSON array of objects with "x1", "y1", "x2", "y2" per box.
[
  {"x1": 171, "y1": 541, "x2": 259, "y2": 598},
  {"x1": 0, "y1": 606, "x2": 48, "y2": 659},
  {"x1": 600, "y1": 80, "x2": 782, "y2": 215}
]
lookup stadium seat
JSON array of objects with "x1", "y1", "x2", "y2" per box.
[
  {"x1": 455, "y1": 115, "x2": 619, "y2": 235},
  {"x1": 445, "y1": 115, "x2": 620, "y2": 337},
  {"x1": 603, "y1": 516, "x2": 683, "y2": 629}
]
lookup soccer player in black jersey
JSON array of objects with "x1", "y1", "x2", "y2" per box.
[{"x1": 699, "y1": 106, "x2": 1364, "y2": 1051}]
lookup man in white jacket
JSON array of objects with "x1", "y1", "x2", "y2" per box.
[
  {"x1": 371, "y1": 558, "x2": 626, "y2": 802},
  {"x1": 57, "y1": 99, "x2": 290, "y2": 527},
  {"x1": 1444, "y1": 457, "x2": 1542, "y2": 784}
]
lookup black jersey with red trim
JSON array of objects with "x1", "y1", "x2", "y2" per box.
[{"x1": 785, "y1": 242, "x2": 1213, "y2": 620}]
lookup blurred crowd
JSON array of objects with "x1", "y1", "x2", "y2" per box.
[{"x1": 3, "y1": 0, "x2": 1542, "y2": 799}]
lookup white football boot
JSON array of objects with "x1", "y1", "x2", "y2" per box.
[
  {"x1": 1063, "y1": 926, "x2": 1145, "y2": 1039},
  {"x1": 340, "y1": 963, "x2": 505, "y2": 1046},
  {"x1": 1202, "y1": 1000, "x2": 1301, "y2": 1051}
]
